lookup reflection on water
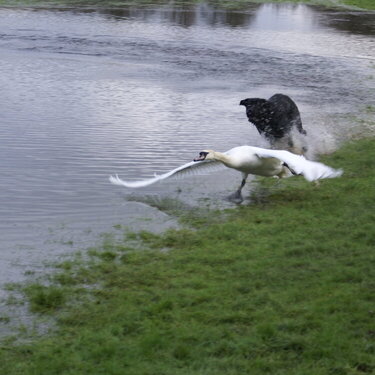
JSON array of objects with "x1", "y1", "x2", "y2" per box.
[
  {"x1": 95, "y1": 3, "x2": 260, "y2": 27},
  {"x1": 0, "y1": 3, "x2": 374, "y2": 304},
  {"x1": 81, "y1": 3, "x2": 375, "y2": 36}
]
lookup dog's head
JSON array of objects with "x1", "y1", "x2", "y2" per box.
[
  {"x1": 239, "y1": 98, "x2": 267, "y2": 108},
  {"x1": 240, "y1": 98, "x2": 270, "y2": 122}
]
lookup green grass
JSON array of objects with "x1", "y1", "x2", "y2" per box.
[
  {"x1": 23, "y1": 284, "x2": 67, "y2": 313},
  {"x1": 340, "y1": 0, "x2": 375, "y2": 9},
  {"x1": 222, "y1": 0, "x2": 375, "y2": 10},
  {"x1": 1, "y1": 137, "x2": 374, "y2": 374}
]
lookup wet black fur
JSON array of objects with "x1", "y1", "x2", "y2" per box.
[{"x1": 240, "y1": 94, "x2": 306, "y2": 145}]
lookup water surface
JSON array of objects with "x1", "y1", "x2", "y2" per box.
[{"x1": 0, "y1": 3, "x2": 374, "y2": 307}]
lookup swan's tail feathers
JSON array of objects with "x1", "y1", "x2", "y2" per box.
[
  {"x1": 299, "y1": 161, "x2": 343, "y2": 182},
  {"x1": 330, "y1": 168, "x2": 343, "y2": 178},
  {"x1": 253, "y1": 148, "x2": 343, "y2": 182}
]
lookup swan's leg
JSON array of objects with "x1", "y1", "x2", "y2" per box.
[
  {"x1": 282, "y1": 162, "x2": 297, "y2": 175},
  {"x1": 273, "y1": 175, "x2": 282, "y2": 186},
  {"x1": 227, "y1": 174, "x2": 248, "y2": 204}
]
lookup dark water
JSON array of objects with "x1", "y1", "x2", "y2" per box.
[{"x1": 0, "y1": 3, "x2": 374, "y2": 307}]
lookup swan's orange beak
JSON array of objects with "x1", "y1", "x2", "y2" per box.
[{"x1": 194, "y1": 151, "x2": 208, "y2": 162}]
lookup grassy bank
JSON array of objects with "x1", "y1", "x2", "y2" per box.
[
  {"x1": 341, "y1": 0, "x2": 375, "y2": 10},
  {"x1": 0, "y1": 0, "x2": 374, "y2": 10},
  {"x1": 1, "y1": 137, "x2": 374, "y2": 374}
]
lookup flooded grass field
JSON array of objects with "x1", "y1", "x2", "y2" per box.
[{"x1": 0, "y1": 2, "x2": 374, "y2": 312}]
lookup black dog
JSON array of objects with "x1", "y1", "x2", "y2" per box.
[{"x1": 240, "y1": 94, "x2": 306, "y2": 151}]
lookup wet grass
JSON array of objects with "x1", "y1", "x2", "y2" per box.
[
  {"x1": 338, "y1": 0, "x2": 375, "y2": 9},
  {"x1": 126, "y1": 194, "x2": 225, "y2": 227},
  {"x1": 1, "y1": 137, "x2": 374, "y2": 374},
  {"x1": 23, "y1": 284, "x2": 67, "y2": 313},
  {"x1": 0, "y1": 0, "x2": 374, "y2": 10}
]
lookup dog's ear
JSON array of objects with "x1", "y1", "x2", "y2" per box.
[
  {"x1": 240, "y1": 98, "x2": 267, "y2": 108},
  {"x1": 255, "y1": 99, "x2": 271, "y2": 113}
]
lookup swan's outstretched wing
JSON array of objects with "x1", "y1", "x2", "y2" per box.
[
  {"x1": 109, "y1": 160, "x2": 225, "y2": 188},
  {"x1": 253, "y1": 148, "x2": 343, "y2": 181}
]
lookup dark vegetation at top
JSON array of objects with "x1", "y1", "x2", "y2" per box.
[{"x1": 0, "y1": 0, "x2": 374, "y2": 10}]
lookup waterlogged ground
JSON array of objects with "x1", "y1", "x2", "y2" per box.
[{"x1": 0, "y1": 2, "x2": 374, "y2": 326}]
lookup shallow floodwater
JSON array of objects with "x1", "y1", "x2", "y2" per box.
[{"x1": 0, "y1": 3, "x2": 374, "y2": 312}]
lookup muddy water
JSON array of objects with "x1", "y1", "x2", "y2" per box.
[{"x1": 0, "y1": 3, "x2": 374, "y2": 305}]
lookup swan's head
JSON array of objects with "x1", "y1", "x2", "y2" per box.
[{"x1": 194, "y1": 150, "x2": 215, "y2": 162}]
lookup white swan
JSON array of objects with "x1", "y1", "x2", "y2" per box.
[{"x1": 109, "y1": 146, "x2": 342, "y2": 203}]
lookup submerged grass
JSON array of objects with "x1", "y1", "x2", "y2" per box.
[{"x1": 1, "y1": 137, "x2": 374, "y2": 374}]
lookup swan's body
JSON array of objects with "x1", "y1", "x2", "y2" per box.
[{"x1": 109, "y1": 146, "x2": 342, "y2": 202}]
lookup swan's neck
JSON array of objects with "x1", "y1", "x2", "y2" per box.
[{"x1": 211, "y1": 151, "x2": 232, "y2": 167}]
